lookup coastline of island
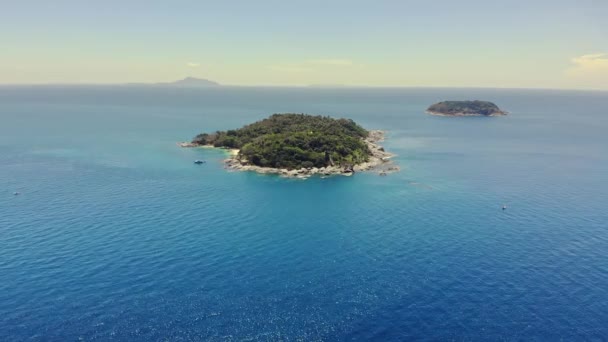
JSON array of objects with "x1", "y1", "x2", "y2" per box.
[
  {"x1": 223, "y1": 130, "x2": 398, "y2": 179},
  {"x1": 179, "y1": 114, "x2": 399, "y2": 179},
  {"x1": 426, "y1": 110, "x2": 507, "y2": 117}
]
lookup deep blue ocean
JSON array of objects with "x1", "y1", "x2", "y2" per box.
[{"x1": 1, "y1": 86, "x2": 607, "y2": 341}]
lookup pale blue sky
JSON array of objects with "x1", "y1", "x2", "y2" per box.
[{"x1": 1, "y1": 0, "x2": 607, "y2": 89}]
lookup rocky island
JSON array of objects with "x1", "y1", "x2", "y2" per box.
[
  {"x1": 427, "y1": 100, "x2": 507, "y2": 116},
  {"x1": 182, "y1": 114, "x2": 398, "y2": 179}
]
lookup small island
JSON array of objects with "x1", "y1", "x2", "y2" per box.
[
  {"x1": 182, "y1": 114, "x2": 398, "y2": 178},
  {"x1": 427, "y1": 100, "x2": 507, "y2": 116},
  {"x1": 165, "y1": 77, "x2": 220, "y2": 87},
  {"x1": 128, "y1": 77, "x2": 221, "y2": 87}
]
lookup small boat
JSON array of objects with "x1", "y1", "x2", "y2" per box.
[
  {"x1": 502, "y1": 204, "x2": 507, "y2": 210},
  {"x1": 194, "y1": 160, "x2": 205, "y2": 165}
]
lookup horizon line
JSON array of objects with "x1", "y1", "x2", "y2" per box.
[{"x1": 0, "y1": 82, "x2": 607, "y2": 93}]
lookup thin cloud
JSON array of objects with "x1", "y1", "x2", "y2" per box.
[
  {"x1": 187, "y1": 62, "x2": 200, "y2": 68},
  {"x1": 568, "y1": 53, "x2": 608, "y2": 75},
  {"x1": 564, "y1": 53, "x2": 608, "y2": 89}
]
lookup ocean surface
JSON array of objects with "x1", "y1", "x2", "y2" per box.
[{"x1": 1, "y1": 86, "x2": 607, "y2": 341}]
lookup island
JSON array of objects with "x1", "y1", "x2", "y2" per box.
[
  {"x1": 128, "y1": 77, "x2": 220, "y2": 87},
  {"x1": 427, "y1": 100, "x2": 507, "y2": 116},
  {"x1": 165, "y1": 77, "x2": 220, "y2": 87},
  {"x1": 181, "y1": 113, "x2": 399, "y2": 179}
]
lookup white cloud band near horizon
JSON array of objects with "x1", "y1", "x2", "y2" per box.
[
  {"x1": 564, "y1": 53, "x2": 608, "y2": 89},
  {"x1": 569, "y1": 53, "x2": 608, "y2": 73}
]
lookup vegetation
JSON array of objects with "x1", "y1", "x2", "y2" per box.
[
  {"x1": 192, "y1": 114, "x2": 371, "y2": 169},
  {"x1": 428, "y1": 100, "x2": 505, "y2": 116}
]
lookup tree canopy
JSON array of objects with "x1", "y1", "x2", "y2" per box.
[
  {"x1": 428, "y1": 100, "x2": 505, "y2": 116},
  {"x1": 192, "y1": 113, "x2": 371, "y2": 169}
]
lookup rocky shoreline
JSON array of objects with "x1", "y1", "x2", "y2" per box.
[
  {"x1": 426, "y1": 110, "x2": 507, "y2": 117},
  {"x1": 180, "y1": 130, "x2": 399, "y2": 179}
]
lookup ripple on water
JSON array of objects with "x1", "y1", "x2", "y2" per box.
[{"x1": 2, "y1": 88, "x2": 608, "y2": 340}]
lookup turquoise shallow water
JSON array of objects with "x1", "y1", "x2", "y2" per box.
[{"x1": 1, "y1": 86, "x2": 607, "y2": 340}]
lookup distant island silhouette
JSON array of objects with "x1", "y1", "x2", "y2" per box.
[
  {"x1": 128, "y1": 77, "x2": 220, "y2": 87},
  {"x1": 163, "y1": 77, "x2": 220, "y2": 87},
  {"x1": 427, "y1": 100, "x2": 507, "y2": 116}
]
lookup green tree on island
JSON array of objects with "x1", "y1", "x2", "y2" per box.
[{"x1": 192, "y1": 114, "x2": 372, "y2": 170}]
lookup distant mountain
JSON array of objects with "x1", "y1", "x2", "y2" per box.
[
  {"x1": 127, "y1": 77, "x2": 221, "y2": 87},
  {"x1": 166, "y1": 77, "x2": 220, "y2": 87}
]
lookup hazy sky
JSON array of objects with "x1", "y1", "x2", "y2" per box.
[{"x1": 1, "y1": 0, "x2": 607, "y2": 89}]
